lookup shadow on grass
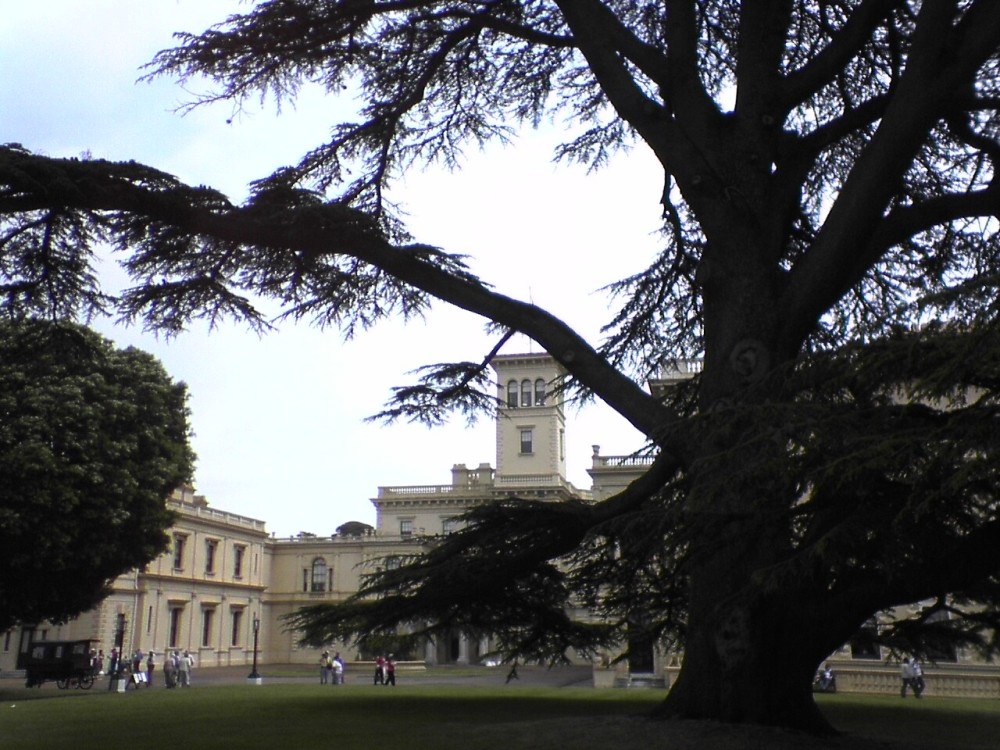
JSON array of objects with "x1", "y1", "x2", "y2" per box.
[
  {"x1": 2, "y1": 684, "x2": 998, "y2": 750},
  {"x1": 817, "y1": 693, "x2": 1000, "y2": 750}
]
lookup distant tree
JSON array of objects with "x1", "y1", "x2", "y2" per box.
[
  {"x1": 0, "y1": 319, "x2": 194, "y2": 630},
  {"x1": 3, "y1": 0, "x2": 1000, "y2": 734}
]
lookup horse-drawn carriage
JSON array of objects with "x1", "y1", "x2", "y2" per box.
[{"x1": 24, "y1": 639, "x2": 98, "y2": 689}]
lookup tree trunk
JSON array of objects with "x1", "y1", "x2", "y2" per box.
[
  {"x1": 655, "y1": 589, "x2": 836, "y2": 735},
  {"x1": 664, "y1": 256, "x2": 844, "y2": 732}
]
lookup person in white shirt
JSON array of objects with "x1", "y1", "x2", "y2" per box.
[
  {"x1": 332, "y1": 652, "x2": 345, "y2": 685},
  {"x1": 900, "y1": 658, "x2": 915, "y2": 697}
]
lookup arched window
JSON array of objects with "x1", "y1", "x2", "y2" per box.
[
  {"x1": 520, "y1": 379, "x2": 532, "y2": 407},
  {"x1": 311, "y1": 557, "x2": 328, "y2": 593},
  {"x1": 507, "y1": 380, "x2": 519, "y2": 408},
  {"x1": 534, "y1": 378, "x2": 546, "y2": 406}
]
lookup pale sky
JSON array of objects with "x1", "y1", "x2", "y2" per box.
[{"x1": 1, "y1": 1, "x2": 665, "y2": 536}]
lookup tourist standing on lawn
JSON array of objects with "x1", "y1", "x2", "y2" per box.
[
  {"x1": 163, "y1": 650, "x2": 177, "y2": 688},
  {"x1": 385, "y1": 655, "x2": 396, "y2": 686},
  {"x1": 374, "y1": 654, "x2": 385, "y2": 684},
  {"x1": 146, "y1": 651, "x2": 156, "y2": 686},
  {"x1": 320, "y1": 651, "x2": 331, "y2": 684},
  {"x1": 332, "y1": 652, "x2": 345, "y2": 685},
  {"x1": 911, "y1": 658, "x2": 924, "y2": 698},
  {"x1": 131, "y1": 649, "x2": 143, "y2": 677}
]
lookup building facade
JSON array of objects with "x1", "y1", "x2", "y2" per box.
[
  {"x1": 3, "y1": 353, "x2": 998, "y2": 697},
  {"x1": 3, "y1": 485, "x2": 269, "y2": 672},
  {"x1": 1, "y1": 352, "x2": 584, "y2": 672}
]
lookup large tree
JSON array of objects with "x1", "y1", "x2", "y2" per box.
[
  {"x1": 2, "y1": 0, "x2": 1000, "y2": 733},
  {"x1": 0, "y1": 319, "x2": 194, "y2": 630}
]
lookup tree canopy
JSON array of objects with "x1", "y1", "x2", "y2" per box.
[
  {"x1": 0, "y1": 319, "x2": 194, "y2": 630},
  {"x1": 2, "y1": 0, "x2": 1000, "y2": 734}
]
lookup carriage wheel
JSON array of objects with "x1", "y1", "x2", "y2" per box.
[
  {"x1": 56, "y1": 678, "x2": 70, "y2": 690},
  {"x1": 78, "y1": 674, "x2": 95, "y2": 689}
]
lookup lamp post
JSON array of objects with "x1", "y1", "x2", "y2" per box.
[
  {"x1": 112, "y1": 615, "x2": 127, "y2": 691},
  {"x1": 248, "y1": 614, "x2": 261, "y2": 681}
]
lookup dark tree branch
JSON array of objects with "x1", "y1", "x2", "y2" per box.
[
  {"x1": 0, "y1": 146, "x2": 675, "y2": 439},
  {"x1": 778, "y1": 4, "x2": 1000, "y2": 348},
  {"x1": 781, "y1": 0, "x2": 902, "y2": 110}
]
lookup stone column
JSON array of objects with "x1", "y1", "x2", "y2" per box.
[
  {"x1": 424, "y1": 637, "x2": 437, "y2": 666},
  {"x1": 456, "y1": 634, "x2": 470, "y2": 665}
]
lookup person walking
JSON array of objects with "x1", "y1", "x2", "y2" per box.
[
  {"x1": 131, "y1": 650, "x2": 146, "y2": 688},
  {"x1": 146, "y1": 650, "x2": 156, "y2": 687},
  {"x1": 374, "y1": 654, "x2": 385, "y2": 685},
  {"x1": 178, "y1": 650, "x2": 193, "y2": 687},
  {"x1": 506, "y1": 660, "x2": 519, "y2": 684},
  {"x1": 900, "y1": 658, "x2": 915, "y2": 697},
  {"x1": 385, "y1": 655, "x2": 396, "y2": 686}
]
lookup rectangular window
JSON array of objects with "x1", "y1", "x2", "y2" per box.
[
  {"x1": 172, "y1": 535, "x2": 187, "y2": 570},
  {"x1": 302, "y1": 568, "x2": 309, "y2": 593},
  {"x1": 443, "y1": 518, "x2": 459, "y2": 535},
  {"x1": 233, "y1": 546, "x2": 245, "y2": 578},
  {"x1": 3, "y1": 630, "x2": 11, "y2": 651},
  {"x1": 147, "y1": 606, "x2": 153, "y2": 634},
  {"x1": 202, "y1": 609, "x2": 215, "y2": 647},
  {"x1": 520, "y1": 428, "x2": 533, "y2": 454},
  {"x1": 400, "y1": 519, "x2": 414, "y2": 537},
  {"x1": 925, "y1": 611, "x2": 958, "y2": 662},
  {"x1": 231, "y1": 609, "x2": 243, "y2": 647},
  {"x1": 169, "y1": 608, "x2": 182, "y2": 648},
  {"x1": 849, "y1": 618, "x2": 881, "y2": 660},
  {"x1": 205, "y1": 540, "x2": 218, "y2": 574},
  {"x1": 311, "y1": 559, "x2": 328, "y2": 593}
]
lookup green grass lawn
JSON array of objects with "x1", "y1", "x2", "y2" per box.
[
  {"x1": 1, "y1": 683, "x2": 997, "y2": 750},
  {"x1": 817, "y1": 692, "x2": 1000, "y2": 750}
]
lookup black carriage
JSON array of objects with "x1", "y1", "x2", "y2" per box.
[{"x1": 24, "y1": 639, "x2": 98, "y2": 689}]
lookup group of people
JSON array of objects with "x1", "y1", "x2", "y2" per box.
[
  {"x1": 812, "y1": 658, "x2": 927, "y2": 698},
  {"x1": 322, "y1": 653, "x2": 396, "y2": 685},
  {"x1": 100, "y1": 648, "x2": 194, "y2": 689},
  {"x1": 900, "y1": 657, "x2": 925, "y2": 698},
  {"x1": 374, "y1": 654, "x2": 396, "y2": 685},
  {"x1": 319, "y1": 651, "x2": 346, "y2": 684}
]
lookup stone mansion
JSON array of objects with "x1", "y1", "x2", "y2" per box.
[
  {"x1": 2, "y1": 353, "x2": 612, "y2": 672},
  {"x1": 3, "y1": 353, "x2": 998, "y2": 697}
]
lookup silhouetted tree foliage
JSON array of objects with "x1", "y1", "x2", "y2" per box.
[
  {"x1": 0, "y1": 319, "x2": 194, "y2": 629},
  {"x1": 3, "y1": 1, "x2": 1000, "y2": 733}
]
